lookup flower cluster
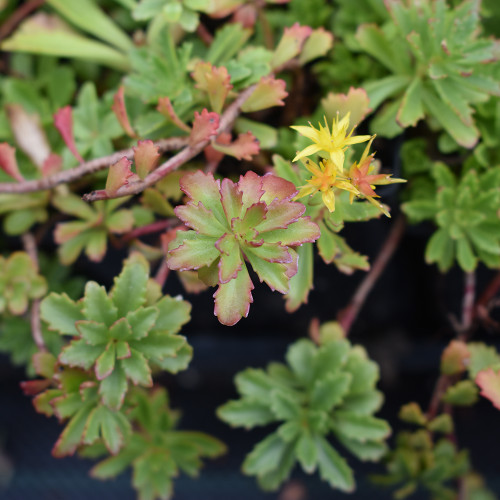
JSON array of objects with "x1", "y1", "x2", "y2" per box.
[{"x1": 291, "y1": 114, "x2": 405, "y2": 216}]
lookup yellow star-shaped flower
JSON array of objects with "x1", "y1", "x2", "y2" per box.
[
  {"x1": 295, "y1": 157, "x2": 359, "y2": 212},
  {"x1": 291, "y1": 113, "x2": 371, "y2": 170}
]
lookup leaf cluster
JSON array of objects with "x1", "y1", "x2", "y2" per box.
[
  {"x1": 0, "y1": 251, "x2": 47, "y2": 315},
  {"x1": 40, "y1": 254, "x2": 192, "y2": 410},
  {"x1": 403, "y1": 163, "x2": 500, "y2": 271},
  {"x1": 167, "y1": 170, "x2": 320, "y2": 325},
  {"x1": 357, "y1": 0, "x2": 500, "y2": 147},
  {"x1": 218, "y1": 336, "x2": 390, "y2": 492}
]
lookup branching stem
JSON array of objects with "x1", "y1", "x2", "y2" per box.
[
  {"x1": 82, "y1": 85, "x2": 257, "y2": 202},
  {"x1": 0, "y1": 137, "x2": 188, "y2": 194},
  {"x1": 427, "y1": 271, "x2": 476, "y2": 420},
  {"x1": 337, "y1": 215, "x2": 406, "y2": 335}
]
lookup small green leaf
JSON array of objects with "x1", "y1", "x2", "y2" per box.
[
  {"x1": 121, "y1": 349, "x2": 152, "y2": 386},
  {"x1": 467, "y1": 342, "x2": 500, "y2": 378},
  {"x1": 310, "y1": 372, "x2": 351, "y2": 412},
  {"x1": 442, "y1": 380, "x2": 479, "y2": 406},
  {"x1": 285, "y1": 338, "x2": 316, "y2": 386},
  {"x1": 52, "y1": 403, "x2": 94, "y2": 457},
  {"x1": 397, "y1": 78, "x2": 425, "y2": 127},
  {"x1": 126, "y1": 306, "x2": 159, "y2": 340},
  {"x1": 153, "y1": 342, "x2": 192, "y2": 373},
  {"x1": 399, "y1": 402, "x2": 427, "y2": 426},
  {"x1": 111, "y1": 255, "x2": 149, "y2": 317},
  {"x1": 331, "y1": 411, "x2": 391, "y2": 442},
  {"x1": 207, "y1": 23, "x2": 252, "y2": 65},
  {"x1": 217, "y1": 400, "x2": 276, "y2": 429},
  {"x1": 82, "y1": 282, "x2": 117, "y2": 327},
  {"x1": 75, "y1": 321, "x2": 110, "y2": 346},
  {"x1": 285, "y1": 243, "x2": 313, "y2": 312},
  {"x1": 425, "y1": 228, "x2": 454, "y2": 271},
  {"x1": 132, "y1": 331, "x2": 185, "y2": 360},
  {"x1": 427, "y1": 414, "x2": 454, "y2": 434},
  {"x1": 235, "y1": 368, "x2": 276, "y2": 401},
  {"x1": 296, "y1": 432, "x2": 318, "y2": 473},
  {"x1": 270, "y1": 389, "x2": 301, "y2": 420},
  {"x1": 59, "y1": 340, "x2": 102, "y2": 369},
  {"x1": 456, "y1": 237, "x2": 477, "y2": 271},
  {"x1": 99, "y1": 365, "x2": 128, "y2": 410},
  {"x1": 243, "y1": 432, "x2": 287, "y2": 476},
  {"x1": 315, "y1": 435, "x2": 354, "y2": 492},
  {"x1": 214, "y1": 263, "x2": 254, "y2": 326},
  {"x1": 336, "y1": 434, "x2": 388, "y2": 462},
  {"x1": 95, "y1": 342, "x2": 116, "y2": 380},
  {"x1": 41, "y1": 293, "x2": 83, "y2": 336},
  {"x1": 154, "y1": 295, "x2": 191, "y2": 334}
]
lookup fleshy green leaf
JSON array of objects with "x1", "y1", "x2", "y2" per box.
[
  {"x1": 217, "y1": 400, "x2": 276, "y2": 429},
  {"x1": 41, "y1": 293, "x2": 83, "y2": 336}
]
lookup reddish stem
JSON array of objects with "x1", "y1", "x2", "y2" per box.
[
  {"x1": 459, "y1": 271, "x2": 475, "y2": 339},
  {"x1": 154, "y1": 259, "x2": 170, "y2": 288},
  {"x1": 476, "y1": 270, "x2": 500, "y2": 311},
  {"x1": 120, "y1": 219, "x2": 177, "y2": 242},
  {"x1": 196, "y1": 22, "x2": 213, "y2": 45},
  {"x1": 82, "y1": 84, "x2": 257, "y2": 202},
  {"x1": 337, "y1": 215, "x2": 406, "y2": 335},
  {"x1": 427, "y1": 271, "x2": 476, "y2": 419},
  {"x1": 0, "y1": 0, "x2": 45, "y2": 40},
  {"x1": 0, "y1": 137, "x2": 188, "y2": 194}
]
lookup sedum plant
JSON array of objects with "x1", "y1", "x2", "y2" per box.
[
  {"x1": 357, "y1": 0, "x2": 500, "y2": 146},
  {"x1": 167, "y1": 170, "x2": 320, "y2": 325},
  {"x1": 40, "y1": 254, "x2": 192, "y2": 409},
  {"x1": 218, "y1": 327, "x2": 391, "y2": 492},
  {"x1": 0, "y1": 252, "x2": 47, "y2": 315},
  {"x1": 1, "y1": 0, "x2": 500, "y2": 498},
  {"x1": 403, "y1": 163, "x2": 500, "y2": 272}
]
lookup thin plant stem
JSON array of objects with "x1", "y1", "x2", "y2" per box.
[
  {"x1": 155, "y1": 259, "x2": 170, "y2": 288},
  {"x1": 427, "y1": 271, "x2": 476, "y2": 420},
  {"x1": 0, "y1": 137, "x2": 188, "y2": 194},
  {"x1": 337, "y1": 215, "x2": 406, "y2": 335},
  {"x1": 120, "y1": 219, "x2": 177, "y2": 242},
  {"x1": 0, "y1": 0, "x2": 45, "y2": 40},
  {"x1": 82, "y1": 85, "x2": 257, "y2": 202},
  {"x1": 460, "y1": 271, "x2": 476, "y2": 338},
  {"x1": 21, "y1": 232, "x2": 45, "y2": 352}
]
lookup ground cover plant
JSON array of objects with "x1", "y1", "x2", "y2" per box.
[{"x1": 1, "y1": 0, "x2": 500, "y2": 498}]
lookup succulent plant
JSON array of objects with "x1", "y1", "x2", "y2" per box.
[
  {"x1": 357, "y1": 0, "x2": 500, "y2": 147},
  {"x1": 90, "y1": 388, "x2": 226, "y2": 500},
  {"x1": 218, "y1": 329, "x2": 391, "y2": 492},
  {"x1": 0, "y1": 251, "x2": 47, "y2": 315},
  {"x1": 53, "y1": 192, "x2": 134, "y2": 265},
  {"x1": 167, "y1": 170, "x2": 320, "y2": 325},
  {"x1": 40, "y1": 253, "x2": 192, "y2": 410},
  {"x1": 403, "y1": 164, "x2": 500, "y2": 271}
]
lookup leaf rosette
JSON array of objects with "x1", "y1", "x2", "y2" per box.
[
  {"x1": 218, "y1": 334, "x2": 391, "y2": 492},
  {"x1": 0, "y1": 251, "x2": 47, "y2": 315},
  {"x1": 167, "y1": 170, "x2": 320, "y2": 326},
  {"x1": 403, "y1": 164, "x2": 500, "y2": 271},
  {"x1": 357, "y1": 0, "x2": 500, "y2": 147},
  {"x1": 40, "y1": 254, "x2": 192, "y2": 410},
  {"x1": 90, "y1": 388, "x2": 226, "y2": 500}
]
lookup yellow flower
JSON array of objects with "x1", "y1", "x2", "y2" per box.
[
  {"x1": 291, "y1": 113, "x2": 371, "y2": 170},
  {"x1": 295, "y1": 158, "x2": 359, "y2": 212},
  {"x1": 346, "y1": 136, "x2": 406, "y2": 217}
]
